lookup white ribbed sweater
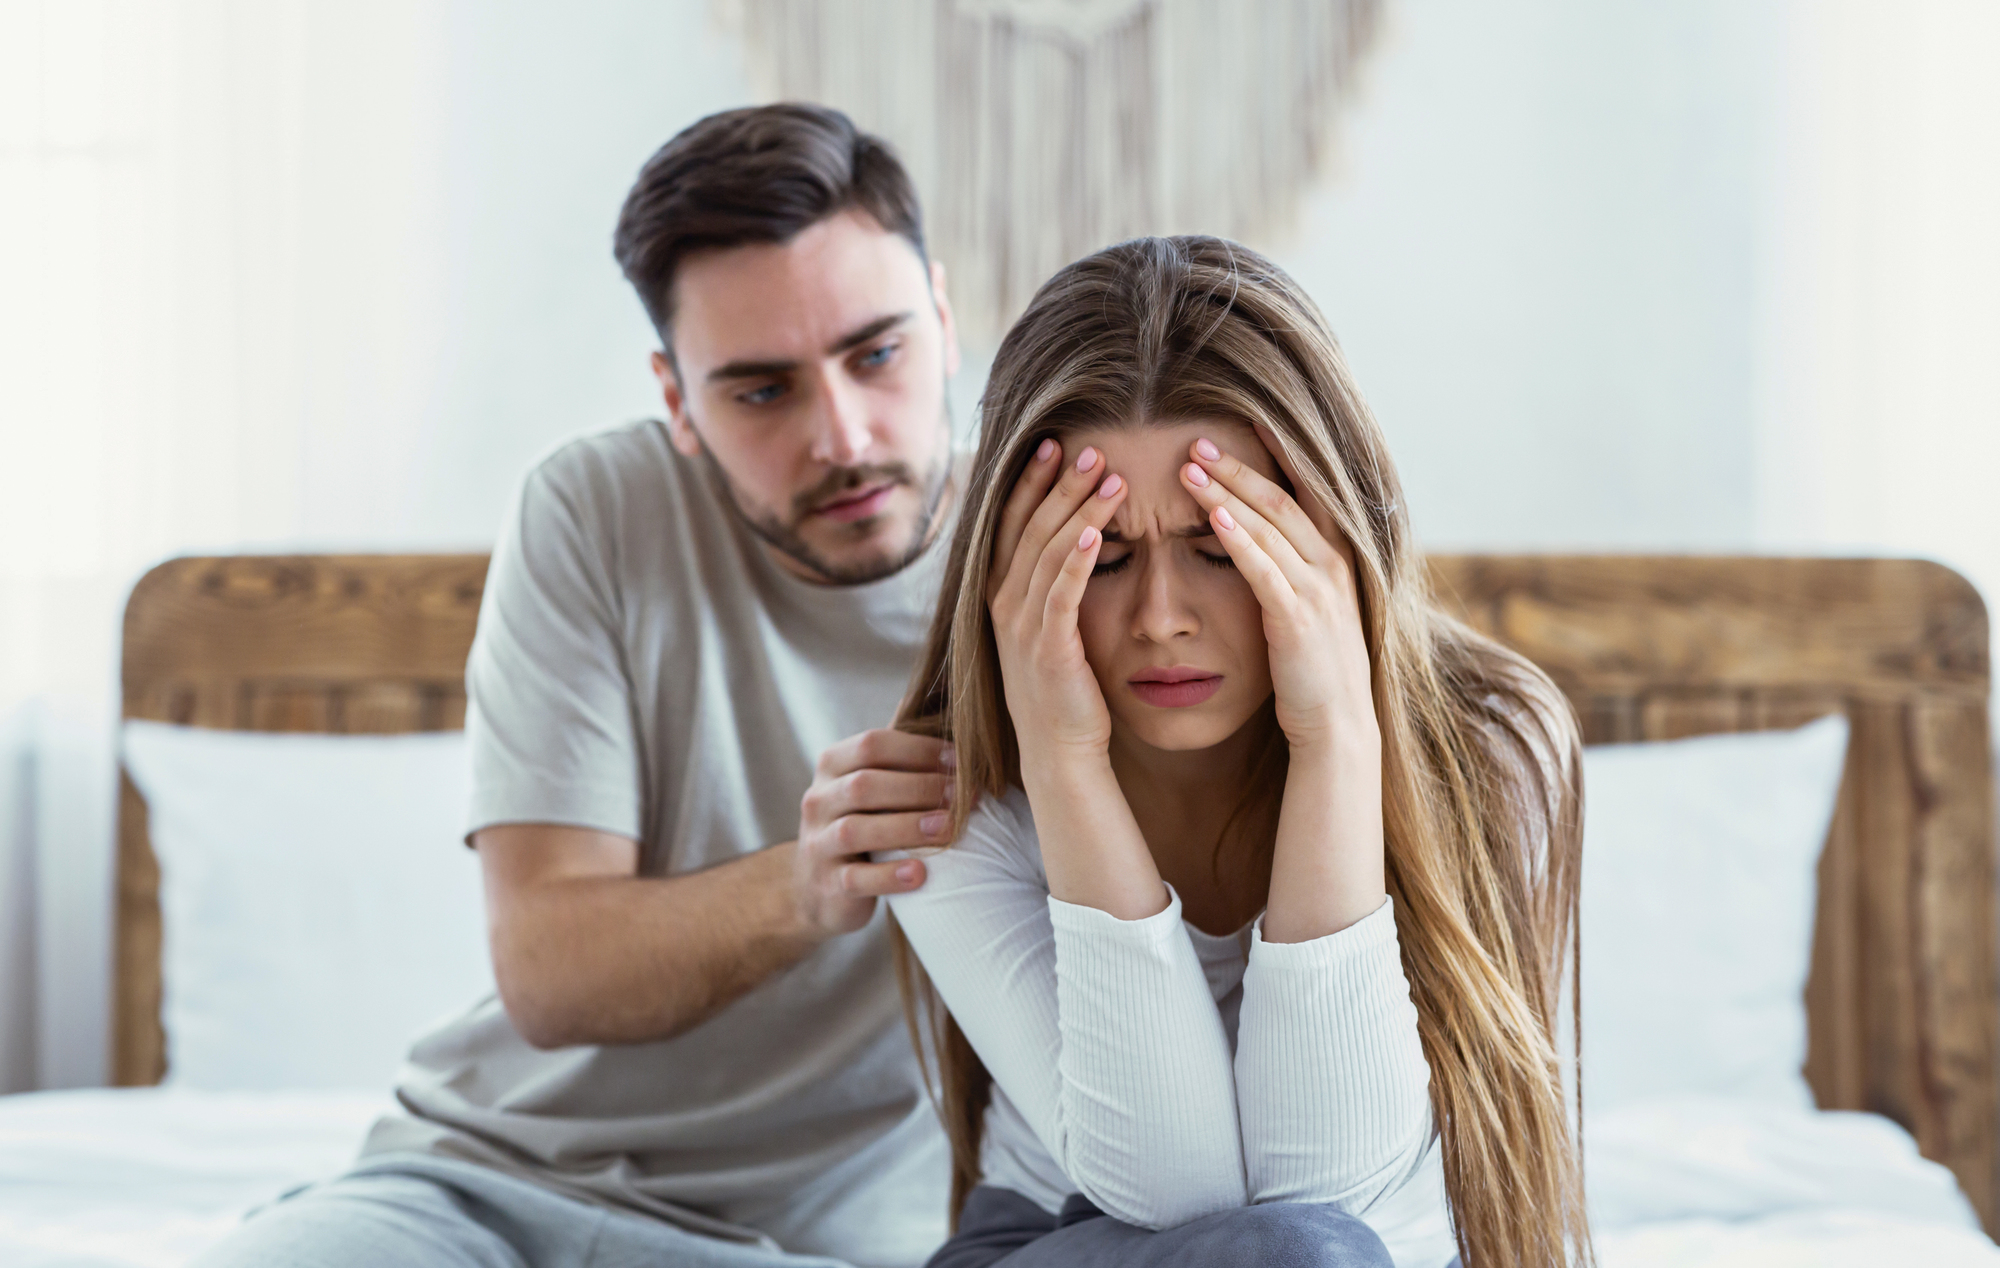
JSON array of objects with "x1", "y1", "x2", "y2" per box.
[{"x1": 885, "y1": 787, "x2": 1457, "y2": 1268}]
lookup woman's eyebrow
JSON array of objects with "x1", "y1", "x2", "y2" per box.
[{"x1": 1099, "y1": 523, "x2": 1215, "y2": 544}]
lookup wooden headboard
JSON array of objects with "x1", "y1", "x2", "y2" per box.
[
  {"x1": 115, "y1": 555, "x2": 487, "y2": 1086},
  {"x1": 114, "y1": 553, "x2": 1997, "y2": 1231}
]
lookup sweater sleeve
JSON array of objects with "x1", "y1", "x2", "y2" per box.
[
  {"x1": 1235, "y1": 896, "x2": 1437, "y2": 1210},
  {"x1": 885, "y1": 794, "x2": 1247, "y2": 1228}
]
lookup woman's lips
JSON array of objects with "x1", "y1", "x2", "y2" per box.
[
  {"x1": 813, "y1": 483, "x2": 897, "y2": 523},
  {"x1": 1128, "y1": 673, "x2": 1223, "y2": 708}
]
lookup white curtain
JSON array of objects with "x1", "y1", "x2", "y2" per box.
[
  {"x1": 1755, "y1": 0, "x2": 2000, "y2": 670},
  {"x1": 0, "y1": 0, "x2": 451, "y2": 1090}
]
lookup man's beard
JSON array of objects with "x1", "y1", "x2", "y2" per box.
[{"x1": 696, "y1": 431, "x2": 954, "y2": 586}]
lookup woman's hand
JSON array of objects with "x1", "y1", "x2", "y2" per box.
[
  {"x1": 1182, "y1": 429, "x2": 1386, "y2": 941},
  {"x1": 987, "y1": 438, "x2": 1131, "y2": 761},
  {"x1": 1178, "y1": 430, "x2": 1377, "y2": 758},
  {"x1": 989, "y1": 437, "x2": 1163, "y2": 921}
]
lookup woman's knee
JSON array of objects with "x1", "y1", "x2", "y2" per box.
[{"x1": 1186, "y1": 1202, "x2": 1392, "y2": 1268}]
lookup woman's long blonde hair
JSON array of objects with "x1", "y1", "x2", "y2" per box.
[{"x1": 893, "y1": 236, "x2": 1590, "y2": 1267}]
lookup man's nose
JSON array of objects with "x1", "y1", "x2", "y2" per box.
[{"x1": 810, "y1": 375, "x2": 873, "y2": 467}]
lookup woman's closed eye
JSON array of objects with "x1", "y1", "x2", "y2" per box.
[
  {"x1": 1091, "y1": 550, "x2": 1133, "y2": 578},
  {"x1": 1088, "y1": 544, "x2": 1236, "y2": 577}
]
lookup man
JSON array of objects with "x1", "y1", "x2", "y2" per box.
[{"x1": 198, "y1": 103, "x2": 962, "y2": 1267}]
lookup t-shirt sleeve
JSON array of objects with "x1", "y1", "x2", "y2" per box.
[{"x1": 465, "y1": 455, "x2": 641, "y2": 842}]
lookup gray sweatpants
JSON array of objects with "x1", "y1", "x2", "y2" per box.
[
  {"x1": 926, "y1": 1186, "x2": 1396, "y2": 1268},
  {"x1": 187, "y1": 1153, "x2": 857, "y2": 1268}
]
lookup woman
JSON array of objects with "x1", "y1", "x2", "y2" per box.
[{"x1": 884, "y1": 237, "x2": 1588, "y2": 1268}]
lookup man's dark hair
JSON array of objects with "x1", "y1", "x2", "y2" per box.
[{"x1": 613, "y1": 103, "x2": 926, "y2": 348}]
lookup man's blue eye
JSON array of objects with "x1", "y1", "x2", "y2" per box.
[
  {"x1": 860, "y1": 343, "x2": 896, "y2": 368},
  {"x1": 740, "y1": 383, "x2": 785, "y2": 405}
]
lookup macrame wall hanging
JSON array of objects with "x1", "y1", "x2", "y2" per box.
[{"x1": 715, "y1": 0, "x2": 1383, "y2": 343}]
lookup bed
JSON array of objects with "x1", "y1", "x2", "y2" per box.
[{"x1": 0, "y1": 552, "x2": 1993, "y2": 1266}]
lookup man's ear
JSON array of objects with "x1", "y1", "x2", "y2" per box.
[
  {"x1": 651, "y1": 350, "x2": 704, "y2": 458},
  {"x1": 930, "y1": 259, "x2": 962, "y2": 377}
]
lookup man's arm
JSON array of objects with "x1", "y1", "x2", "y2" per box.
[{"x1": 477, "y1": 728, "x2": 953, "y2": 1049}]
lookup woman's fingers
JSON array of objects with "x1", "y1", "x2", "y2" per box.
[
  {"x1": 1198, "y1": 490, "x2": 1298, "y2": 617},
  {"x1": 1043, "y1": 512, "x2": 1116, "y2": 634},
  {"x1": 995, "y1": 445, "x2": 1115, "y2": 610},
  {"x1": 987, "y1": 437, "x2": 1063, "y2": 602},
  {"x1": 1027, "y1": 471, "x2": 1127, "y2": 621},
  {"x1": 1180, "y1": 455, "x2": 1315, "y2": 595},
  {"x1": 1251, "y1": 422, "x2": 1342, "y2": 547},
  {"x1": 1186, "y1": 436, "x2": 1334, "y2": 573}
]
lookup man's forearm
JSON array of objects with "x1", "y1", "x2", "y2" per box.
[{"x1": 491, "y1": 842, "x2": 820, "y2": 1049}]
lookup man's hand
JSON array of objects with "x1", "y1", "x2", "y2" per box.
[
  {"x1": 476, "y1": 728, "x2": 954, "y2": 1049},
  {"x1": 793, "y1": 728, "x2": 955, "y2": 936}
]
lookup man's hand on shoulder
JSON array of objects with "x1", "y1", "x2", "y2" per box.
[
  {"x1": 472, "y1": 729, "x2": 955, "y2": 1050},
  {"x1": 791, "y1": 728, "x2": 955, "y2": 936}
]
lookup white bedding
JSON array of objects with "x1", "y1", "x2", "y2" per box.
[
  {"x1": 1589, "y1": 1097, "x2": 1997, "y2": 1266},
  {"x1": 0, "y1": 1087, "x2": 1993, "y2": 1266},
  {"x1": 0, "y1": 1088, "x2": 387, "y2": 1268}
]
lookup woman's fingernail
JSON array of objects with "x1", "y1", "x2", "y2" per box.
[
  {"x1": 1036, "y1": 438, "x2": 1056, "y2": 462},
  {"x1": 1196, "y1": 438, "x2": 1221, "y2": 461},
  {"x1": 898, "y1": 861, "x2": 923, "y2": 883},
  {"x1": 1078, "y1": 525, "x2": 1099, "y2": 551},
  {"x1": 1215, "y1": 506, "x2": 1237, "y2": 531},
  {"x1": 1097, "y1": 473, "x2": 1123, "y2": 499},
  {"x1": 940, "y1": 745, "x2": 957, "y2": 771},
  {"x1": 919, "y1": 813, "x2": 947, "y2": 837},
  {"x1": 1076, "y1": 447, "x2": 1099, "y2": 473},
  {"x1": 1184, "y1": 463, "x2": 1210, "y2": 488}
]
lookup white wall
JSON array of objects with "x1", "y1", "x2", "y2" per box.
[
  {"x1": 1753, "y1": 0, "x2": 2000, "y2": 628},
  {"x1": 297, "y1": 0, "x2": 1793, "y2": 556},
  {"x1": 1273, "y1": 0, "x2": 1780, "y2": 550},
  {"x1": 4, "y1": 0, "x2": 1990, "y2": 1089}
]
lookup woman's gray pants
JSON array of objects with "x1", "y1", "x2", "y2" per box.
[{"x1": 927, "y1": 1186, "x2": 1397, "y2": 1268}]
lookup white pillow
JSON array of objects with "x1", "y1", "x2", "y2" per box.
[
  {"x1": 1577, "y1": 714, "x2": 1849, "y2": 1113},
  {"x1": 122, "y1": 722, "x2": 494, "y2": 1091}
]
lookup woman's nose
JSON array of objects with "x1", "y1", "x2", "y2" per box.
[{"x1": 1131, "y1": 556, "x2": 1199, "y2": 643}]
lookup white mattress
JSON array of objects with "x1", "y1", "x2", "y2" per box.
[
  {"x1": 1588, "y1": 1096, "x2": 1999, "y2": 1267},
  {"x1": 0, "y1": 1087, "x2": 388, "y2": 1268},
  {"x1": 0, "y1": 1087, "x2": 1994, "y2": 1266}
]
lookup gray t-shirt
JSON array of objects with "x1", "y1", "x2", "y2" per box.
[{"x1": 364, "y1": 420, "x2": 952, "y2": 1268}]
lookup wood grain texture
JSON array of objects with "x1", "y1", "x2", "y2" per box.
[
  {"x1": 112, "y1": 552, "x2": 1998, "y2": 1234},
  {"x1": 1430, "y1": 555, "x2": 1998, "y2": 1233},
  {"x1": 1431, "y1": 555, "x2": 1989, "y2": 700},
  {"x1": 113, "y1": 554, "x2": 488, "y2": 1087}
]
